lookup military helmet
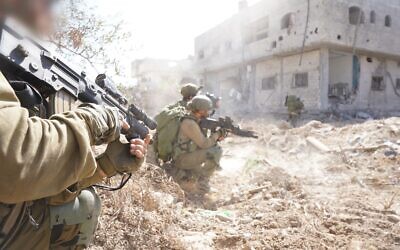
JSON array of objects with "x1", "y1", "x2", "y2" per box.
[
  {"x1": 187, "y1": 95, "x2": 213, "y2": 112},
  {"x1": 180, "y1": 83, "x2": 202, "y2": 98}
]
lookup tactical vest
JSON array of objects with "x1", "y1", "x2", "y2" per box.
[{"x1": 173, "y1": 115, "x2": 200, "y2": 159}]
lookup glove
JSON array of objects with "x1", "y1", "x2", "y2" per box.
[
  {"x1": 97, "y1": 140, "x2": 144, "y2": 177},
  {"x1": 217, "y1": 128, "x2": 229, "y2": 139}
]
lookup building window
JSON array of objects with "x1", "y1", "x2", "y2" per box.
[
  {"x1": 385, "y1": 15, "x2": 392, "y2": 27},
  {"x1": 261, "y1": 76, "x2": 277, "y2": 90},
  {"x1": 271, "y1": 41, "x2": 277, "y2": 49},
  {"x1": 281, "y1": 13, "x2": 295, "y2": 30},
  {"x1": 371, "y1": 76, "x2": 385, "y2": 91},
  {"x1": 294, "y1": 73, "x2": 308, "y2": 88},
  {"x1": 198, "y1": 50, "x2": 205, "y2": 59},
  {"x1": 396, "y1": 79, "x2": 400, "y2": 89},
  {"x1": 329, "y1": 83, "x2": 350, "y2": 99},
  {"x1": 370, "y1": 11, "x2": 376, "y2": 23},
  {"x1": 349, "y1": 6, "x2": 365, "y2": 25},
  {"x1": 256, "y1": 32, "x2": 268, "y2": 41},
  {"x1": 244, "y1": 16, "x2": 269, "y2": 44}
]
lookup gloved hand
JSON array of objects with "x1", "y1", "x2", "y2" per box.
[
  {"x1": 216, "y1": 128, "x2": 229, "y2": 141},
  {"x1": 97, "y1": 139, "x2": 147, "y2": 177}
]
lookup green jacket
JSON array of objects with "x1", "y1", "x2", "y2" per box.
[{"x1": 0, "y1": 71, "x2": 121, "y2": 204}]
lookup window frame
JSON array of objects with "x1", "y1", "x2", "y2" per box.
[
  {"x1": 293, "y1": 72, "x2": 309, "y2": 88},
  {"x1": 261, "y1": 76, "x2": 277, "y2": 90},
  {"x1": 371, "y1": 76, "x2": 386, "y2": 91},
  {"x1": 349, "y1": 6, "x2": 365, "y2": 25},
  {"x1": 385, "y1": 15, "x2": 392, "y2": 27},
  {"x1": 370, "y1": 11, "x2": 376, "y2": 24}
]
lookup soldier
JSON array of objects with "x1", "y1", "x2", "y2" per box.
[
  {"x1": 0, "y1": 0, "x2": 148, "y2": 249},
  {"x1": 172, "y1": 95, "x2": 227, "y2": 197},
  {"x1": 168, "y1": 83, "x2": 202, "y2": 110},
  {"x1": 285, "y1": 95, "x2": 305, "y2": 127}
]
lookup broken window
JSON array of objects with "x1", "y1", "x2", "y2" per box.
[
  {"x1": 385, "y1": 15, "x2": 392, "y2": 27},
  {"x1": 371, "y1": 76, "x2": 385, "y2": 91},
  {"x1": 329, "y1": 83, "x2": 351, "y2": 100},
  {"x1": 294, "y1": 73, "x2": 308, "y2": 88},
  {"x1": 281, "y1": 13, "x2": 295, "y2": 30},
  {"x1": 198, "y1": 50, "x2": 205, "y2": 59},
  {"x1": 244, "y1": 16, "x2": 269, "y2": 44},
  {"x1": 349, "y1": 6, "x2": 365, "y2": 25},
  {"x1": 370, "y1": 11, "x2": 376, "y2": 23},
  {"x1": 396, "y1": 79, "x2": 400, "y2": 89},
  {"x1": 261, "y1": 76, "x2": 277, "y2": 90}
]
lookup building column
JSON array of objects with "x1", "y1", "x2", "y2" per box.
[{"x1": 319, "y1": 48, "x2": 330, "y2": 110}]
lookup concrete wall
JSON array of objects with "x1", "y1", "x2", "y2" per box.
[
  {"x1": 194, "y1": 0, "x2": 400, "y2": 113},
  {"x1": 254, "y1": 50, "x2": 322, "y2": 112},
  {"x1": 321, "y1": 0, "x2": 400, "y2": 57},
  {"x1": 343, "y1": 56, "x2": 400, "y2": 111}
]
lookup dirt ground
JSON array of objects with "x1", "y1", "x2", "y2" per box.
[{"x1": 90, "y1": 118, "x2": 400, "y2": 250}]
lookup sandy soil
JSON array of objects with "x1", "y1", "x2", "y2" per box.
[{"x1": 90, "y1": 118, "x2": 400, "y2": 250}]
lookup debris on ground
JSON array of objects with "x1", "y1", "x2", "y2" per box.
[{"x1": 90, "y1": 118, "x2": 400, "y2": 249}]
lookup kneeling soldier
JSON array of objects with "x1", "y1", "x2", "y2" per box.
[{"x1": 172, "y1": 95, "x2": 227, "y2": 196}]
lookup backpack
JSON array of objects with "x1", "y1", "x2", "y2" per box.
[
  {"x1": 153, "y1": 105, "x2": 187, "y2": 162},
  {"x1": 286, "y1": 95, "x2": 304, "y2": 112}
]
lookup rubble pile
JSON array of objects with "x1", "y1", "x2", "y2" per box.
[
  {"x1": 91, "y1": 118, "x2": 400, "y2": 249},
  {"x1": 89, "y1": 165, "x2": 185, "y2": 249}
]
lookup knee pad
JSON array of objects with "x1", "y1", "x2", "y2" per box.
[{"x1": 49, "y1": 187, "x2": 101, "y2": 247}]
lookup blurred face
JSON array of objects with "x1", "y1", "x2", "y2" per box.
[{"x1": 0, "y1": 0, "x2": 56, "y2": 34}]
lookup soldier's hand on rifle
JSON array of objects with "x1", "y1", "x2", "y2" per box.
[
  {"x1": 97, "y1": 138, "x2": 148, "y2": 177},
  {"x1": 96, "y1": 117, "x2": 149, "y2": 177},
  {"x1": 119, "y1": 116, "x2": 149, "y2": 159},
  {"x1": 130, "y1": 135, "x2": 150, "y2": 159},
  {"x1": 217, "y1": 128, "x2": 229, "y2": 141}
]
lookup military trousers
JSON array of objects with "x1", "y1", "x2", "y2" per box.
[{"x1": 173, "y1": 146, "x2": 222, "y2": 181}]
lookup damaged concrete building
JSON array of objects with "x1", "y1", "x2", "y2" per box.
[
  {"x1": 194, "y1": 0, "x2": 400, "y2": 114},
  {"x1": 131, "y1": 58, "x2": 196, "y2": 114}
]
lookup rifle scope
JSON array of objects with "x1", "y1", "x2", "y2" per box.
[{"x1": 128, "y1": 104, "x2": 157, "y2": 130}]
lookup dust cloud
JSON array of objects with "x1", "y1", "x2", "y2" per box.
[{"x1": 91, "y1": 117, "x2": 400, "y2": 249}]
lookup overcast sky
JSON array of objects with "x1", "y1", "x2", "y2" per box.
[{"x1": 94, "y1": 0, "x2": 260, "y2": 60}]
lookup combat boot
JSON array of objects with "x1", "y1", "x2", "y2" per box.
[{"x1": 197, "y1": 176, "x2": 211, "y2": 194}]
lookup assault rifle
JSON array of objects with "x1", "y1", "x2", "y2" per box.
[
  {"x1": 0, "y1": 19, "x2": 157, "y2": 141},
  {"x1": 200, "y1": 116, "x2": 258, "y2": 139}
]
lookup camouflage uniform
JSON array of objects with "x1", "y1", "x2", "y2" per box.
[
  {"x1": 0, "y1": 71, "x2": 140, "y2": 249},
  {"x1": 167, "y1": 83, "x2": 201, "y2": 110},
  {"x1": 171, "y1": 96, "x2": 222, "y2": 194},
  {"x1": 286, "y1": 95, "x2": 304, "y2": 127}
]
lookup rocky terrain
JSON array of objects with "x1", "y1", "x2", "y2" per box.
[{"x1": 90, "y1": 118, "x2": 400, "y2": 249}]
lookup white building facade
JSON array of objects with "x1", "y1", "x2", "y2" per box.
[{"x1": 194, "y1": 0, "x2": 400, "y2": 113}]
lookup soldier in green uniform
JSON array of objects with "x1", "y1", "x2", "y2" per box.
[
  {"x1": 172, "y1": 95, "x2": 227, "y2": 196},
  {"x1": 168, "y1": 83, "x2": 202, "y2": 110},
  {"x1": 285, "y1": 95, "x2": 304, "y2": 127},
  {"x1": 0, "y1": 1, "x2": 148, "y2": 249}
]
